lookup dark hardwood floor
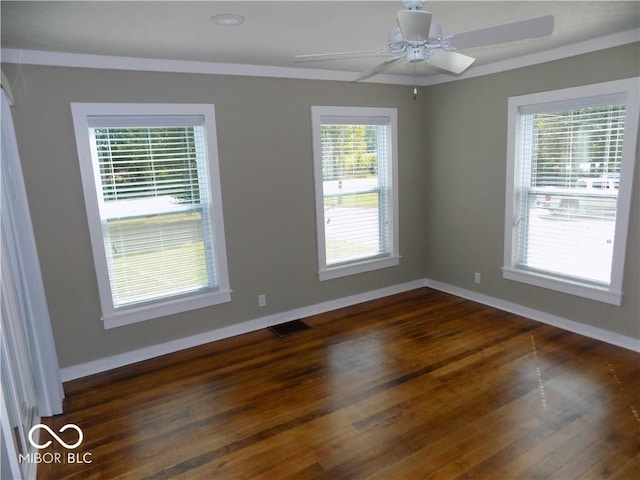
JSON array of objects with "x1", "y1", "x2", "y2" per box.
[{"x1": 38, "y1": 288, "x2": 639, "y2": 479}]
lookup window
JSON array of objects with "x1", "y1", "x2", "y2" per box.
[
  {"x1": 503, "y1": 78, "x2": 639, "y2": 305},
  {"x1": 71, "y1": 103, "x2": 230, "y2": 328},
  {"x1": 311, "y1": 106, "x2": 399, "y2": 281}
]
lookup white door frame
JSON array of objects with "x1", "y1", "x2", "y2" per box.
[{"x1": 1, "y1": 83, "x2": 64, "y2": 479}]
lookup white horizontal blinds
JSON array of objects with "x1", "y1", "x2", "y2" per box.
[
  {"x1": 90, "y1": 120, "x2": 216, "y2": 307},
  {"x1": 528, "y1": 105, "x2": 625, "y2": 188},
  {"x1": 320, "y1": 117, "x2": 391, "y2": 266},
  {"x1": 516, "y1": 103, "x2": 626, "y2": 285}
]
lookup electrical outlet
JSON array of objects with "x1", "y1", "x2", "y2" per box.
[
  {"x1": 474, "y1": 272, "x2": 481, "y2": 284},
  {"x1": 258, "y1": 294, "x2": 267, "y2": 308}
]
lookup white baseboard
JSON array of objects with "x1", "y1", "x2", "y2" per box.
[
  {"x1": 61, "y1": 277, "x2": 639, "y2": 381},
  {"x1": 60, "y1": 279, "x2": 426, "y2": 381},
  {"x1": 425, "y1": 279, "x2": 640, "y2": 353}
]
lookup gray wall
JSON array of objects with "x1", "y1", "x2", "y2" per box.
[
  {"x1": 2, "y1": 65, "x2": 428, "y2": 367},
  {"x1": 3, "y1": 42, "x2": 638, "y2": 368},
  {"x1": 422, "y1": 43, "x2": 639, "y2": 340}
]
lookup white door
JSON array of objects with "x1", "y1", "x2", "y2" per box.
[{"x1": 1, "y1": 233, "x2": 40, "y2": 479}]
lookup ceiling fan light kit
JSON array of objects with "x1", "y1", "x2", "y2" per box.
[
  {"x1": 407, "y1": 45, "x2": 426, "y2": 63},
  {"x1": 295, "y1": 0, "x2": 554, "y2": 82}
]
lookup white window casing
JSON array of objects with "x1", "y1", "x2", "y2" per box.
[
  {"x1": 503, "y1": 78, "x2": 639, "y2": 305},
  {"x1": 311, "y1": 106, "x2": 400, "y2": 281},
  {"x1": 71, "y1": 103, "x2": 231, "y2": 328}
]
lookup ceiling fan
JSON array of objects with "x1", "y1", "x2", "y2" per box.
[{"x1": 295, "y1": 0, "x2": 554, "y2": 81}]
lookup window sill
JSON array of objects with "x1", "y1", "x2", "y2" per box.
[
  {"x1": 102, "y1": 289, "x2": 232, "y2": 329},
  {"x1": 502, "y1": 266, "x2": 621, "y2": 306},
  {"x1": 319, "y1": 255, "x2": 400, "y2": 281}
]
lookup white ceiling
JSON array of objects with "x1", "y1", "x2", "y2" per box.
[{"x1": 2, "y1": 1, "x2": 639, "y2": 83}]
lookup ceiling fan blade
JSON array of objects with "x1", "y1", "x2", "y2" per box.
[
  {"x1": 295, "y1": 49, "x2": 389, "y2": 62},
  {"x1": 353, "y1": 55, "x2": 404, "y2": 82},
  {"x1": 448, "y1": 15, "x2": 554, "y2": 50},
  {"x1": 397, "y1": 10, "x2": 432, "y2": 42},
  {"x1": 428, "y1": 51, "x2": 475, "y2": 74}
]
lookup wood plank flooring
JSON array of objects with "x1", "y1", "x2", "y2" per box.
[{"x1": 37, "y1": 288, "x2": 640, "y2": 479}]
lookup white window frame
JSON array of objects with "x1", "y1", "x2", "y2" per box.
[
  {"x1": 311, "y1": 106, "x2": 399, "y2": 281},
  {"x1": 503, "y1": 78, "x2": 639, "y2": 305},
  {"x1": 71, "y1": 103, "x2": 231, "y2": 328}
]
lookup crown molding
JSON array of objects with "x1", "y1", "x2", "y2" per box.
[
  {"x1": 1, "y1": 28, "x2": 637, "y2": 87},
  {"x1": 0, "y1": 48, "x2": 415, "y2": 86}
]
